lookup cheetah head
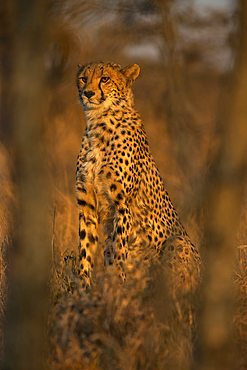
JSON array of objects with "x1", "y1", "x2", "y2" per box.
[{"x1": 77, "y1": 61, "x2": 140, "y2": 112}]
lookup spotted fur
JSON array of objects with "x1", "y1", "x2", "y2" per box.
[{"x1": 76, "y1": 61, "x2": 201, "y2": 287}]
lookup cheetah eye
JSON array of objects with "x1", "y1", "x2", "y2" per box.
[
  {"x1": 80, "y1": 77, "x2": 87, "y2": 83},
  {"x1": 101, "y1": 77, "x2": 109, "y2": 83}
]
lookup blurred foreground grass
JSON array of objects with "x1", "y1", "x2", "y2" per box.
[{"x1": 1, "y1": 1, "x2": 247, "y2": 368}]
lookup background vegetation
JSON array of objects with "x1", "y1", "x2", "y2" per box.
[{"x1": 0, "y1": 0, "x2": 247, "y2": 369}]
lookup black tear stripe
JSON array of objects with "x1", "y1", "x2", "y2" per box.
[{"x1": 99, "y1": 79, "x2": 105, "y2": 102}]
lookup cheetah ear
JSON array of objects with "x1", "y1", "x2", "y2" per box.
[
  {"x1": 121, "y1": 64, "x2": 140, "y2": 87},
  {"x1": 78, "y1": 64, "x2": 83, "y2": 69}
]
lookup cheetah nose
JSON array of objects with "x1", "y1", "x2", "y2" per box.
[{"x1": 84, "y1": 90, "x2": 95, "y2": 99}]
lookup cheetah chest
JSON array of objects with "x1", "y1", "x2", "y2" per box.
[
  {"x1": 81, "y1": 127, "x2": 107, "y2": 180},
  {"x1": 84, "y1": 146, "x2": 104, "y2": 180},
  {"x1": 79, "y1": 131, "x2": 116, "y2": 220}
]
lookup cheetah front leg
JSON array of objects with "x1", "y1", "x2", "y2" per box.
[
  {"x1": 98, "y1": 171, "x2": 132, "y2": 280},
  {"x1": 112, "y1": 205, "x2": 132, "y2": 281},
  {"x1": 76, "y1": 179, "x2": 98, "y2": 288},
  {"x1": 103, "y1": 205, "x2": 132, "y2": 263},
  {"x1": 104, "y1": 204, "x2": 132, "y2": 281}
]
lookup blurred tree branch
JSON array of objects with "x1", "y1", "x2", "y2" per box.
[
  {"x1": 199, "y1": 1, "x2": 247, "y2": 369},
  {"x1": 1, "y1": 0, "x2": 51, "y2": 369}
]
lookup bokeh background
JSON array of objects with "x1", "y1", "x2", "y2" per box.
[{"x1": 1, "y1": 0, "x2": 247, "y2": 369}]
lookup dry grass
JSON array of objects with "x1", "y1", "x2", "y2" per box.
[
  {"x1": 1, "y1": 41, "x2": 247, "y2": 370},
  {"x1": 234, "y1": 245, "x2": 247, "y2": 370},
  {"x1": 40, "y1": 65, "x2": 246, "y2": 369},
  {"x1": 0, "y1": 144, "x2": 14, "y2": 360},
  {"x1": 46, "y1": 239, "x2": 199, "y2": 370}
]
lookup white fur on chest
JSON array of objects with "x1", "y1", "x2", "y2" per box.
[
  {"x1": 82, "y1": 128, "x2": 106, "y2": 181},
  {"x1": 88, "y1": 146, "x2": 104, "y2": 178}
]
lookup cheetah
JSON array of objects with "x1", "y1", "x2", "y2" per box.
[{"x1": 76, "y1": 61, "x2": 201, "y2": 288}]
